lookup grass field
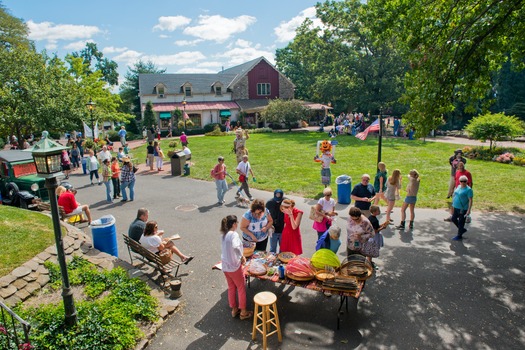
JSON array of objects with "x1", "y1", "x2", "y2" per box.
[
  {"x1": 133, "y1": 132, "x2": 525, "y2": 213},
  {"x1": 0, "y1": 206, "x2": 55, "y2": 276}
]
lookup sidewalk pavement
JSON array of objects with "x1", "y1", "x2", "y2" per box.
[{"x1": 63, "y1": 156, "x2": 525, "y2": 349}]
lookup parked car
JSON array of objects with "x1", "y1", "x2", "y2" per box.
[{"x1": 0, "y1": 150, "x2": 49, "y2": 209}]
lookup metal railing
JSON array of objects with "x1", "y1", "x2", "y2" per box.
[{"x1": 0, "y1": 301, "x2": 32, "y2": 350}]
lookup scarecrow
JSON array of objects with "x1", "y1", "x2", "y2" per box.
[
  {"x1": 233, "y1": 128, "x2": 249, "y2": 163},
  {"x1": 314, "y1": 140, "x2": 336, "y2": 187}
]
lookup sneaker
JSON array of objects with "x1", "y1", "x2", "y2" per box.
[
  {"x1": 222, "y1": 200, "x2": 226, "y2": 204},
  {"x1": 444, "y1": 217, "x2": 452, "y2": 222},
  {"x1": 120, "y1": 199, "x2": 128, "y2": 202},
  {"x1": 98, "y1": 182, "x2": 102, "y2": 186},
  {"x1": 452, "y1": 235, "x2": 462, "y2": 241}
]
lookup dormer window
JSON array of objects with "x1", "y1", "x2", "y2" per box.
[
  {"x1": 215, "y1": 86, "x2": 222, "y2": 96},
  {"x1": 156, "y1": 84, "x2": 166, "y2": 98},
  {"x1": 184, "y1": 86, "x2": 192, "y2": 97}
]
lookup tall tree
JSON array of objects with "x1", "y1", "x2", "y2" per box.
[
  {"x1": 0, "y1": 1, "x2": 30, "y2": 49},
  {"x1": 369, "y1": 0, "x2": 525, "y2": 137},
  {"x1": 70, "y1": 42, "x2": 119, "y2": 86},
  {"x1": 119, "y1": 60, "x2": 166, "y2": 119}
]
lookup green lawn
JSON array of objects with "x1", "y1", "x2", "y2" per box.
[
  {"x1": 133, "y1": 132, "x2": 525, "y2": 213},
  {"x1": 0, "y1": 206, "x2": 55, "y2": 276}
]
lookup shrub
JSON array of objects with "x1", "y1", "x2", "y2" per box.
[
  {"x1": 83, "y1": 139, "x2": 96, "y2": 152},
  {"x1": 168, "y1": 141, "x2": 178, "y2": 148},
  {"x1": 0, "y1": 137, "x2": 5, "y2": 149},
  {"x1": 205, "y1": 125, "x2": 227, "y2": 136},
  {"x1": 106, "y1": 130, "x2": 119, "y2": 142},
  {"x1": 513, "y1": 156, "x2": 525, "y2": 166},
  {"x1": 203, "y1": 123, "x2": 224, "y2": 133},
  {"x1": 494, "y1": 152, "x2": 515, "y2": 164},
  {"x1": 18, "y1": 257, "x2": 159, "y2": 349},
  {"x1": 177, "y1": 119, "x2": 194, "y2": 129}
]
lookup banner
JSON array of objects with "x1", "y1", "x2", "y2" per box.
[
  {"x1": 83, "y1": 122, "x2": 92, "y2": 138},
  {"x1": 183, "y1": 111, "x2": 190, "y2": 120}
]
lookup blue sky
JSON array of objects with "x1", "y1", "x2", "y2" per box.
[{"x1": 3, "y1": 0, "x2": 322, "y2": 86}]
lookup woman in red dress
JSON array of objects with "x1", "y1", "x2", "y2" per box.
[{"x1": 279, "y1": 199, "x2": 304, "y2": 255}]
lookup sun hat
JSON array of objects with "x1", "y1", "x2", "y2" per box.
[{"x1": 121, "y1": 156, "x2": 131, "y2": 162}]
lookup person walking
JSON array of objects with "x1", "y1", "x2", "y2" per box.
[
  {"x1": 153, "y1": 141, "x2": 163, "y2": 171},
  {"x1": 235, "y1": 155, "x2": 255, "y2": 201},
  {"x1": 180, "y1": 132, "x2": 188, "y2": 147},
  {"x1": 211, "y1": 156, "x2": 228, "y2": 205},
  {"x1": 86, "y1": 149, "x2": 101, "y2": 186},
  {"x1": 384, "y1": 169, "x2": 402, "y2": 223},
  {"x1": 351, "y1": 174, "x2": 376, "y2": 218},
  {"x1": 447, "y1": 149, "x2": 467, "y2": 198},
  {"x1": 396, "y1": 169, "x2": 421, "y2": 230},
  {"x1": 266, "y1": 189, "x2": 285, "y2": 253},
  {"x1": 120, "y1": 157, "x2": 136, "y2": 202},
  {"x1": 61, "y1": 149, "x2": 71, "y2": 179},
  {"x1": 146, "y1": 141, "x2": 155, "y2": 171},
  {"x1": 118, "y1": 125, "x2": 127, "y2": 147},
  {"x1": 450, "y1": 175, "x2": 473, "y2": 240},
  {"x1": 220, "y1": 215, "x2": 252, "y2": 320}
]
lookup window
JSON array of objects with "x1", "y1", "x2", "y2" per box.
[
  {"x1": 188, "y1": 113, "x2": 201, "y2": 128},
  {"x1": 215, "y1": 86, "x2": 222, "y2": 96},
  {"x1": 157, "y1": 85, "x2": 165, "y2": 98},
  {"x1": 257, "y1": 83, "x2": 271, "y2": 96},
  {"x1": 184, "y1": 86, "x2": 192, "y2": 97}
]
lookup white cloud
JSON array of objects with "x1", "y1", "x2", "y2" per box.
[
  {"x1": 274, "y1": 7, "x2": 321, "y2": 43},
  {"x1": 196, "y1": 61, "x2": 223, "y2": 69},
  {"x1": 63, "y1": 40, "x2": 94, "y2": 51},
  {"x1": 174, "y1": 39, "x2": 203, "y2": 47},
  {"x1": 234, "y1": 39, "x2": 254, "y2": 49},
  {"x1": 45, "y1": 41, "x2": 57, "y2": 50},
  {"x1": 159, "y1": 34, "x2": 170, "y2": 39},
  {"x1": 26, "y1": 20, "x2": 100, "y2": 42},
  {"x1": 153, "y1": 16, "x2": 191, "y2": 32},
  {"x1": 112, "y1": 49, "x2": 143, "y2": 63},
  {"x1": 183, "y1": 15, "x2": 256, "y2": 43},
  {"x1": 216, "y1": 47, "x2": 275, "y2": 67},
  {"x1": 102, "y1": 46, "x2": 128, "y2": 54},
  {"x1": 141, "y1": 51, "x2": 206, "y2": 66}
]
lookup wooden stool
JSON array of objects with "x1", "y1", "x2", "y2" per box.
[{"x1": 252, "y1": 291, "x2": 282, "y2": 350}]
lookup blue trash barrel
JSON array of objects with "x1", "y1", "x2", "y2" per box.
[
  {"x1": 82, "y1": 156, "x2": 87, "y2": 174},
  {"x1": 336, "y1": 175, "x2": 351, "y2": 204},
  {"x1": 91, "y1": 215, "x2": 118, "y2": 257}
]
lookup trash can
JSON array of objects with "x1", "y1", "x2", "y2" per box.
[
  {"x1": 171, "y1": 151, "x2": 186, "y2": 176},
  {"x1": 91, "y1": 215, "x2": 118, "y2": 257},
  {"x1": 336, "y1": 175, "x2": 351, "y2": 204},
  {"x1": 81, "y1": 156, "x2": 87, "y2": 174}
]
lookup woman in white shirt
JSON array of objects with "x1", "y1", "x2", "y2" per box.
[
  {"x1": 220, "y1": 215, "x2": 252, "y2": 320},
  {"x1": 139, "y1": 221, "x2": 193, "y2": 264}
]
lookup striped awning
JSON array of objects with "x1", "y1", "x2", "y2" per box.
[{"x1": 146, "y1": 101, "x2": 239, "y2": 112}]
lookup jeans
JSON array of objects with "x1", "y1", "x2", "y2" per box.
[
  {"x1": 451, "y1": 207, "x2": 467, "y2": 236},
  {"x1": 111, "y1": 178, "x2": 120, "y2": 198},
  {"x1": 121, "y1": 180, "x2": 135, "y2": 201},
  {"x1": 89, "y1": 169, "x2": 99, "y2": 182},
  {"x1": 269, "y1": 232, "x2": 282, "y2": 253},
  {"x1": 104, "y1": 180, "x2": 113, "y2": 202},
  {"x1": 215, "y1": 179, "x2": 228, "y2": 203}
]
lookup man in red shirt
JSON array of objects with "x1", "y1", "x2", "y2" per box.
[
  {"x1": 454, "y1": 162, "x2": 473, "y2": 188},
  {"x1": 57, "y1": 186, "x2": 92, "y2": 223}
]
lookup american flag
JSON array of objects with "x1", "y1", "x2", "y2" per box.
[{"x1": 355, "y1": 118, "x2": 380, "y2": 140}]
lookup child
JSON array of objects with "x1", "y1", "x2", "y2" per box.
[
  {"x1": 368, "y1": 205, "x2": 387, "y2": 269},
  {"x1": 315, "y1": 225, "x2": 341, "y2": 254},
  {"x1": 373, "y1": 162, "x2": 388, "y2": 205}
]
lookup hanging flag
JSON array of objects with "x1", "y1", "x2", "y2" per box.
[
  {"x1": 94, "y1": 122, "x2": 99, "y2": 140},
  {"x1": 183, "y1": 111, "x2": 190, "y2": 120},
  {"x1": 355, "y1": 118, "x2": 379, "y2": 141},
  {"x1": 83, "y1": 122, "x2": 92, "y2": 138}
]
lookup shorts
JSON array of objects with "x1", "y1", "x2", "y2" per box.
[
  {"x1": 62, "y1": 164, "x2": 71, "y2": 171},
  {"x1": 404, "y1": 196, "x2": 417, "y2": 204},
  {"x1": 67, "y1": 206, "x2": 83, "y2": 216},
  {"x1": 321, "y1": 168, "x2": 331, "y2": 185}
]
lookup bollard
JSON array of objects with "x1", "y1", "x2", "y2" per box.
[{"x1": 170, "y1": 279, "x2": 182, "y2": 299}]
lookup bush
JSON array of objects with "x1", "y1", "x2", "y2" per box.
[
  {"x1": 18, "y1": 257, "x2": 159, "y2": 349},
  {"x1": 83, "y1": 139, "x2": 96, "y2": 152},
  {"x1": 513, "y1": 156, "x2": 525, "y2": 166},
  {"x1": 168, "y1": 141, "x2": 178, "y2": 148},
  {"x1": 106, "y1": 130, "x2": 119, "y2": 142},
  {"x1": 0, "y1": 137, "x2": 5, "y2": 149},
  {"x1": 205, "y1": 125, "x2": 227, "y2": 136},
  {"x1": 203, "y1": 123, "x2": 224, "y2": 133},
  {"x1": 493, "y1": 152, "x2": 515, "y2": 164}
]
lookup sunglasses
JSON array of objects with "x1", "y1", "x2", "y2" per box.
[{"x1": 460, "y1": 180, "x2": 467, "y2": 183}]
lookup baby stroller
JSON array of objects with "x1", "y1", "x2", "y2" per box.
[{"x1": 226, "y1": 173, "x2": 251, "y2": 207}]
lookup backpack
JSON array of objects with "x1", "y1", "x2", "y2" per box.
[{"x1": 210, "y1": 168, "x2": 216, "y2": 179}]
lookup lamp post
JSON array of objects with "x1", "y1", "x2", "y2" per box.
[
  {"x1": 377, "y1": 107, "x2": 383, "y2": 166},
  {"x1": 86, "y1": 99, "x2": 96, "y2": 140},
  {"x1": 182, "y1": 98, "x2": 187, "y2": 132},
  {"x1": 28, "y1": 131, "x2": 77, "y2": 327}
]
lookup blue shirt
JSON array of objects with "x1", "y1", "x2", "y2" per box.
[
  {"x1": 453, "y1": 186, "x2": 473, "y2": 210},
  {"x1": 242, "y1": 209, "x2": 270, "y2": 242}
]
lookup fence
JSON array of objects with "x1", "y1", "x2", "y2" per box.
[{"x1": 0, "y1": 301, "x2": 31, "y2": 349}]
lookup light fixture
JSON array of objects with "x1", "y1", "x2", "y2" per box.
[{"x1": 29, "y1": 131, "x2": 69, "y2": 178}]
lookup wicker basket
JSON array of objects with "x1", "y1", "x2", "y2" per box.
[
  {"x1": 243, "y1": 244, "x2": 256, "y2": 257},
  {"x1": 339, "y1": 257, "x2": 373, "y2": 280},
  {"x1": 277, "y1": 252, "x2": 296, "y2": 263}
]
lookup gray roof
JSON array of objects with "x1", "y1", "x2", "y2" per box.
[
  {"x1": 0, "y1": 150, "x2": 35, "y2": 163},
  {"x1": 235, "y1": 99, "x2": 270, "y2": 111},
  {"x1": 139, "y1": 56, "x2": 270, "y2": 95}
]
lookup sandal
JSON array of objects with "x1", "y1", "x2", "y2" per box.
[
  {"x1": 231, "y1": 308, "x2": 240, "y2": 318},
  {"x1": 183, "y1": 256, "x2": 194, "y2": 265},
  {"x1": 239, "y1": 311, "x2": 253, "y2": 320}
]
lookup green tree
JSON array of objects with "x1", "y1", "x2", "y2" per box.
[
  {"x1": 119, "y1": 60, "x2": 166, "y2": 118},
  {"x1": 370, "y1": 0, "x2": 525, "y2": 137},
  {"x1": 70, "y1": 42, "x2": 119, "y2": 86},
  {"x1": 261, "y1": 99, "x2": 308, "y2": 131},
  {"x1": 143, "y1": 101, "x2": 156, "y2": 131},
  {"x1": 464, "y1": 113, "x2": 525, "y2": 150},
  {"x1": 0, "y1": 2, "x2": 30, "y2": 49}
]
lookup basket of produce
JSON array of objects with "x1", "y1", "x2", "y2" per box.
[
  {"x1": 285, "y1": 257, "x2": 315, "y2": 281},
  {"x1": 247, "y1": 260, "x2": 267, "y2": 276},
  {"x1": 315, "y1": 269, "x2": 336, "y2": 282},
  {"x1": 278, "y1": 252, "x2": 296, "y2": 263},
  {"x1": 243, "y1": 242, "x2": 256, "y2": 257},
  {"x1": 310, "y1": 249, "x2": 341, "y2": 270}
]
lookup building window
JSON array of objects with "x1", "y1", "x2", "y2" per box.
[
  {"x1": 188, "y1": 113, "x2": 201, "y2": 128},
  {"x1": 185, "y1": 86, "x2": 192, "y2": 97},
  {"x1": 215, "y1": 86, "x2": 222, "y2": 96},
  {"x1": 157, "y1": 85, "x2": 165, "y2": 98},
  {"x1": 257, "y1": 83, "x2": 271, "y2": 96}
]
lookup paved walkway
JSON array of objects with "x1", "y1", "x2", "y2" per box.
[{"x1": 61, "y1": 150, "x2": 524, "y2": 349}]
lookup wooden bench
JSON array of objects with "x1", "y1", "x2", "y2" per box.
[
  {"x1": 123, "y1": 234, "x2": 181, "y2": 284},
  {"x1": 38, "y1": 202, "x2": 86, "y2": 226}
]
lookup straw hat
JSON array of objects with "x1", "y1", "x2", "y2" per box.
[{"x1": 121, "y1": 156, "x2": 131, "y2": 162}]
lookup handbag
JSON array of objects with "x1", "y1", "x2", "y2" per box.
[
  {"x1": 159, "y1": 249, "x2": 173, "y2": 265},
  {"x1": 360, "y1": 239, "x2": 380, "y2": 258},
  {"x1": 132, "y1": 164, "x2": 139, "y2": 173},
  {"x1": 309, "y1": 206, "x2": 324, "y2": 223},
  {"x1": 238, "y1": 174, "x2": 246, "y2": 183}
]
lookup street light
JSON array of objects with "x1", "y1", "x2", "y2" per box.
[
  {"x1": 182, "y1": 97, "x2": 187, "y2": 132},
  {"x1": 377, "y1": 107, "x2": 383, "y2": 167},
  {"x1": 86, "y1": 99, "x2": 96, "y2": 140},
  {"x1": 28, "y1": 131, "x2": 77, "y2": 327}
]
